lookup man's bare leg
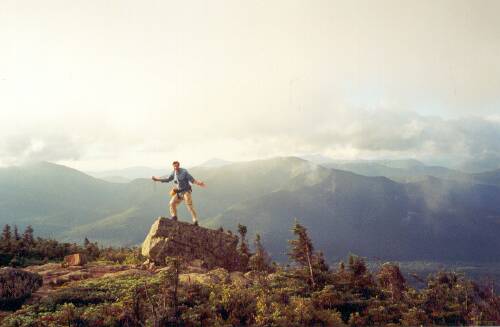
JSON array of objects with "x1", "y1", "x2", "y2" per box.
[
  {"x1": 169, "y1": 195, "x2": 181, "y2": 221},
  {"x1": 183, "y1": 192, "x2": 198, "y2": 224}
]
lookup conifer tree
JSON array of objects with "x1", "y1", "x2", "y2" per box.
[
  {"x1": 348, "y1": 254, "x2": 367, "y2": 277},
  {"x1": 13, "y1": 225, "x2": 20, "y2": 241},
  {"x1": 237, "y1": 224, "x2": 250, "y2": 256},
  {"x1": 249, "y1": 233, "x2": 272, "y2": 272},
  {"x1": 314, "y1": 251, "x2": 330, "y2": 272},
  {"x1": 10, "y1": 225, "x2": 21, "y2": 256},
  {"x1": 377, "y1": 263, "x2": 406, "y2": 300},
  {"x1": 84, "y1": 238, "x2": 100, "y2": 260},
  {"x1": 1, "y1": 224, "x2": 12, "y2": 252},
  {"x1": 237, "y1": 224, "x2": 250, "y2": 270},
  {"x1": 22, "y1": 225, "x2": 35, "y2": 248},
  {"x1": 288, "y1": 221, "x2": 316, "y2": 287},
  {"x1": 2, "y1": 224, "x2": 12, "y2": 242}
]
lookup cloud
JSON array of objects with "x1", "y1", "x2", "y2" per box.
[
  {"x1": 0, "y1": 133, "x2": 81, "y2": 165},
  {"x1": 279, "y1": 108, "x2": 500, "y2": 163},
  {"x1": 1, "y1": 107, "x2": 499, "y2": 171}
]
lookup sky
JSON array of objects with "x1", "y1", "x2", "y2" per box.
[{"x1": 0, "y1": 0, "x2": 499, "y2": 171}]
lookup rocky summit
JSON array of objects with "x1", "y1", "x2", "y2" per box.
[{"x1": 141, "y1": 217, "x2": 243, "y2": 270}]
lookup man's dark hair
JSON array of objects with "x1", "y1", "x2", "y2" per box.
[{"x1": 172, "y1": 161, "x2": 180, "y2": 165}]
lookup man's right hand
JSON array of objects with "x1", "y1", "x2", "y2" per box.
[{"x1": 152, "y1": 176, "x2": 159, "y2": 181}]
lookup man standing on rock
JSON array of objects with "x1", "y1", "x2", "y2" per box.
[{"x1": 152, "y1": 161, "x2": 206, "y2": 225}]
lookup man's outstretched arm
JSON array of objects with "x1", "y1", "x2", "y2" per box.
[
  {"x1": 152, "y1": 172, "x2": 174, "y2": 182},
  {"x1": 187, "y1": 172, "x2": 206, "y2": 187},
  {"x1": 193, "y1": 179, "x2": 206, "y2": 187}
]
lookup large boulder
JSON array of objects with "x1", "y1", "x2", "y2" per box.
[
  {"x1": 64, "y1": 253, "x2": 87, "y2": 266},
  {"x1": 142, "y1": 217, "x2": 243, "y2": 270},
  {"x1": 0, "y1": 267, "x2": 43, "y2": 310}
]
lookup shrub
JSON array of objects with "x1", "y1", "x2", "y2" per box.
[{"x1": 0, "y1": 267, "x2": 43, "y2": 310}]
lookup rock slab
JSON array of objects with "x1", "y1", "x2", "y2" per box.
[
  {"x1": 64, "y1": 253, "x2": 87, "y2": 266},
  {"x1": 142, "y1": 217, "x2": 242, "y2": 270}
]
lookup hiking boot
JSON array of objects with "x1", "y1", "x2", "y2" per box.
[
  {"x1": 171, "y1": 216, "x2": 178, "y2": 221},
  {"x1": 193, "y1": 221, "x2": 199, "y2": 226}
]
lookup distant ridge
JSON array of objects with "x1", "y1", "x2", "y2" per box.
[
  {"x1": 196, "y1": 158, "x2": 232, "y2": 168},
  {"x1": 86, "y1": 166, "x2": 166, "y2": 180}
]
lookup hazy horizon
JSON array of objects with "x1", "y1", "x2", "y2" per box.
[{"x1": 1, "y1": 0, "x2": 499, "y2": 171}]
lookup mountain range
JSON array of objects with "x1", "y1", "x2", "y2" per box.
[
  {"x1": 321, "y1": 159, "x2": 500, "y2": 186},
  {"x1": 1, "y1": 157, "x2": 500, "y2": 263}
]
